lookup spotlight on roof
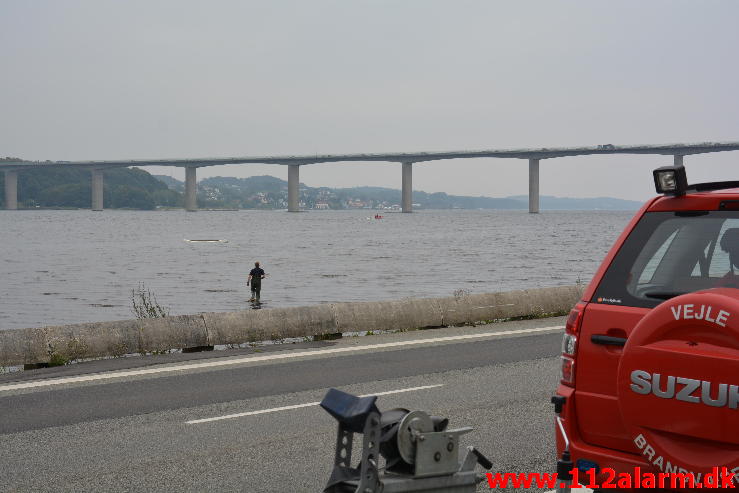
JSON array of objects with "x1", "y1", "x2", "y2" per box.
[{"x1": 653, "y1": 165, "x2": 688, "y2": 196}]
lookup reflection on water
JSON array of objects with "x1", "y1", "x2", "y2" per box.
[{"x1": 0, "y1": 209, "x2": 633, "y2": 329}]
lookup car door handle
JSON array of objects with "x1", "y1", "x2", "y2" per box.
[{"x1": 591, "y1": 334, "x2": 627, "y2": 346}]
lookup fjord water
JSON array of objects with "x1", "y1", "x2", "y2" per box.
[{"x1": 0, "y1": 209, "x2": 631, "y2": 330}]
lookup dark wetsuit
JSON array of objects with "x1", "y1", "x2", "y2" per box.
[{"x1": 249, "y1": 267, "x2": 265, "y2": 300}]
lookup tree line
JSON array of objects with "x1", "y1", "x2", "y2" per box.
[{"x1": 0, "y1": 167, "x2": 181, "y2": 209}]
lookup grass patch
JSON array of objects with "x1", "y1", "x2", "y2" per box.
[{"x1": 48, "y1": 353, "x2": 69, "y2": 367}]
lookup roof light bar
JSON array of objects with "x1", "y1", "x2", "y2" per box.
[{"x1": 653, "y1": 165, "x2": 688, "y2": 196}]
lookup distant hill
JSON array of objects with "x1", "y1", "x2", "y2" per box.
[
  {"x1": 506, "y1": 195, "x2": 641, "y2": 210},
  {"x1": 0, "y1": 168, "x2": 643, "y2": 211},
  {"x1": 334, "y1": 186, "x2": 523, "y2": 209},
  {"x1": 153, "y1": 174, "x2": 641, "y2": 210},
  {"x1": 0, "y1": 167, "x2": 181, "y2": 209},
  {"x1": 152, "y1": 174, "x2": 184, "y2": 193}
]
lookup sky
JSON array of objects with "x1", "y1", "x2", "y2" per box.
[{"x1": 1, "y1": 0, "x2": 738, "y2": 201}]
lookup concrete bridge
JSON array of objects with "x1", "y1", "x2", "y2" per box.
[{"x1": 2, "y1": 141, "x2": 738, "y2": 213}]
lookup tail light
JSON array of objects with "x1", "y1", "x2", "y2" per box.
[{"x1": 561, "y1": 303, "x2": 585, "y2": 386}]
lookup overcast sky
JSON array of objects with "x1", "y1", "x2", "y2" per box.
[{"x1": 2, "y1": 1, "x2": 738, "y2": 200}]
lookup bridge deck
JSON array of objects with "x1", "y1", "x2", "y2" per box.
[{"x1": 2, "y1": 141, "x2": 738, "y2": 169}]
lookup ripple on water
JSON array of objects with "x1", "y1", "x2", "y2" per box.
[{"x1": 0, "y1": 209, "x2": 632, "y2": 329}]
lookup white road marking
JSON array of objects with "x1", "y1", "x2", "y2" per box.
[
  {"x1": 0, "y1": 325, "x2": 563, "y2": 393},
  {"x1": 186, "y1": 384, "x2": 444, "y2": 424}
]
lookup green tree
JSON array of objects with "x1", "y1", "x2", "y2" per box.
[
  {"x1": 38, "y1": 183, "x2": 92, "y2": 208},
  {"x1": 109, "y1": 185, "x2": 156, "y2": 210},
  {"x1": 1, "y1": 166, "x2": 183, "y2": 209}
]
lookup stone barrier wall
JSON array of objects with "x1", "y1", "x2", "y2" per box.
[{"x1": 0, "y1": 285, "x2": 583, "y2": 367}]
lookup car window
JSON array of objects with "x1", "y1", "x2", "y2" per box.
[
  {"x1": 594, "y1": 211, "x2": 739, "y2": 308},
  {"x1": 708, "y1": 219, "x2": 739, "y2": 277},
  {"x1": 637, "y1": 229, "x2": 678, "y2": 284}
]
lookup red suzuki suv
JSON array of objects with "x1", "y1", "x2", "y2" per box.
[{"x1": 553, "y1": 165, "x2": 739, "y2": 490}]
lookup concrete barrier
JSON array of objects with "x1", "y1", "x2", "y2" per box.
[
  {"x1": 0, "y1": 327, "x2": 48, "y2": 366},
  {"x1": 0, "y1": 285, "x2": 583, "y2": 367},
  {"x1": 437, "y1": 286, "x2": 583, "y2": 327},
  {"x1": 139, "y1": 314, "x2": 209, "y2": 354},
  {"x1": 203, "y1": 304, "x2": 337, "y2": 345},
  {"x1": 332, "y1": 297, "x2": 444, "y2": 333},
  {"x1": 45, "y1": 319, "x2": 140, "y2": 361}
]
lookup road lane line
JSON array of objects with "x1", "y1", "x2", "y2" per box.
[
  {"x1": 186, "y1": 384, "x2": 444, "y2": 424},
  {"x1": 0, "y1": 325, "x2": 563, "y2": 392}
]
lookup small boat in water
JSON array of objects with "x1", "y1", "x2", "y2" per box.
[{"x1": 184, "y1": 239, "x2": 229, "y2": 243}]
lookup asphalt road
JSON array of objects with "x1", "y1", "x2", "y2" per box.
[{"x1": 0, "y1": 317, "x2": 566, "y2": 492}]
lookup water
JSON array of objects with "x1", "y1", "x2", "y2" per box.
[{"x1": 0, "y1": 209, "x2": 633, "y2": 330}]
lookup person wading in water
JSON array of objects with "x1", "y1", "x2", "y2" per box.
[{"x1": 247, "y1": 261, "x2": 266, "y2": 302}]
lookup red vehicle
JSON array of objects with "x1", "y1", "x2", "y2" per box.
[{"x1": 553, "y1": 165, "x2": 739, "y2": 490}]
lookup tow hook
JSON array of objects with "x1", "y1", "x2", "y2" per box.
[{"x1": 551, "y1": 395, "x2": 573, "y2": 493}]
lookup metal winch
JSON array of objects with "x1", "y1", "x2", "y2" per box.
[{"x1": 320, "y1": 388, "x2": 492, "y2": 493}]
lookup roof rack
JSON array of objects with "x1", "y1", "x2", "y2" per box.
[{"x1": 687, "y1": 181, "x2": 739, "y2": 193}]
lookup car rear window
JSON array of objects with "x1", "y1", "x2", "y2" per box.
[{"x1": 593, "y1": 211, "x2": 739, "y2": 308}]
